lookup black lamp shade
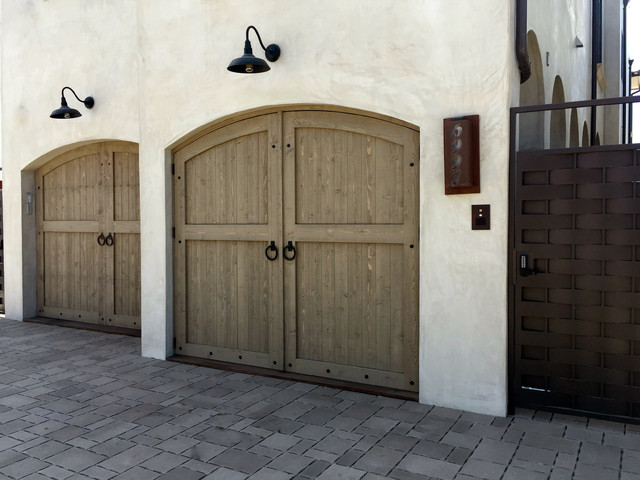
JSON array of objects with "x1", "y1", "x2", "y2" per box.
[
  {"x1": 228, "y1": 30, "x2": 280, "y2": 74},
  {"x1": 50, "y1": 97, "x2": 82, "y2": 119},
  {"x1": 50, "y1": 89, "x2": 94, "y2": 119},
  {"x1": 228, "y1": 53, "x2": 270, "y2": 74}
]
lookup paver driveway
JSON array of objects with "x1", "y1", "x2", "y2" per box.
[{"x1": 0, "y1": 318, "x2": 638, "y2": 479}]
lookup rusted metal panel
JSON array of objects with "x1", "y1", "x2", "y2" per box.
[{"x1": 443, "y1": 115, "x2": 480, "y2": 194}]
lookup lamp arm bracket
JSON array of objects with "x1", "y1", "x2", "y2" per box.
[
  {"x1": 61, "y1": 86, "x2": 83, "y2": 103},
  {"x1": 246, "y1": 25, "x2": 268, "y2": 52},
  {"x1": 61, "y1": 86, "x2": 94, "y2": 109}
]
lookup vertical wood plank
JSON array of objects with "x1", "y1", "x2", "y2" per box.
[
  {"x1": 321, "y1": 242, "x2": 335, "y2": 362},
  {"x1": 174, "y1": 153, "x2": 187, "y2": 346},
  {"x1": 390, "y1": 243, "x2": 404, "y2": 373},
  {"x1": 375, "y1": 244, "x2": 391, "y2": 371},
  {"x1": 295, "y1": 241, "x2": 308, "y2": 359},
  {"x1": 406, "y1": 128, "x2": 420, "y2": 388},
  {"x1": 237, "y1": 241, "x2": 249, "y2": 351},
  {"x1": 335, "y1": 131, "x2": 348, "y2": 224},
  {"x1": 308, "y1": 243, "x2": 321, "y2": 360},
  {"x1": 334, "y1": 243, "x2": 349, "y2": 365},
  {"x1": 348, "y1": 243, "x2": 363, "y2": 367},
  {"x1": 259, "y1": 132, "x2": 269, "y2": 226}
]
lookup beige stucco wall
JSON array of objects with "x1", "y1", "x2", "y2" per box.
[{"x1": 2, "y1": 0, "x2": 521, "y2": 416}]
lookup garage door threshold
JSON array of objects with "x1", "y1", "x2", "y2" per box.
[
  {"x1": 169, "y1": 354, "x2": 419, "y2": 402},
  {"x1": 25, "y1": 317, "x2": 141, "y2": 338}
]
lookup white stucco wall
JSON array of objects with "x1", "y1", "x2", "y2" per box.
[
  {"x1": 1, "y1": 1, "x2": 140, "y2": 322},
  {"x1": 2, "y1": 0, "x2": 525, "y2": 416},
  {"x1": 526, "y1": 0, "x2": 624, "y2": 146},
  {"x1": 530, "y1": 0, "x2": 594, "y2": 103},
  {"x1": 602, "y1": 1, "x2": 624, "y2": 144}
]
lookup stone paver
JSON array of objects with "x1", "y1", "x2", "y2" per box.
[{"x1": 0, "y1": 318, "x2": 638, "y2": 479}]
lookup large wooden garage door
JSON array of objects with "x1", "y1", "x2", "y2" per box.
[
  {"x1": 36, "y1": 142, "x2": 141, "y2": 329},
  {"x1": 174, "y1": 109, "x2": 419, "y2": 391},
  {"x1": 513, "y1": 146, "x2": 640, "y2": 420}
]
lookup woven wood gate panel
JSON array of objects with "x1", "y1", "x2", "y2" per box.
[{"x1": 514, "y1": 147, "x2": 640, "y2": 420}]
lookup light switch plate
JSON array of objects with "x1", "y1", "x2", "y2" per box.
[{"x1": 472, "y1": 204, "x2": 490, "y2": 230}]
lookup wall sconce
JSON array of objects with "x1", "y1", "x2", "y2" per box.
[
  {"x1": 50, "y1": 87, "x2": 94, "y2": 119},
  {"x1": 227, "y1": 25, "x2": 281, "y2": 74}
]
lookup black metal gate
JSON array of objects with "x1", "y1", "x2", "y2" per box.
[{"x1": 510, "y1": 97, "x2": 640, "y2": 422}]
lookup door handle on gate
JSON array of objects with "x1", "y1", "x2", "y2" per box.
[
  {"x1": 519, "y1": 253, "x2": 538, "y2": 276},
  {"x1": 105, "y1": 233, "x2": 114, "y2": 246},
  {"x1": 97, "y1": 233, "x2": 106, "y2": 246},
  {"x1": 265, "y1": 241, "x2": 278, "y2": 261},
  {"x1": 283, "y1": 241, "x2": 296, "y2": 261}
]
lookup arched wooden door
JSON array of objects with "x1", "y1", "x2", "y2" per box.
[
  {"x1": 173, "y1": 109, "x2": 419, "y2": 391},
  {"x1": 36, "y1": 142, "x2": 141, "y2": 329}
]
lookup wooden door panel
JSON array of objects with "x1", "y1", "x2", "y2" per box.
[
  {"x1": 174, "y1": 114, "x2": 283, "y2": 369},
  {"x1": 42, "y1": 153, "x2": 103, "y2": 222},
  {"x1": 113, "y1": 151, "x2": 140, "y2": 222},
  {"x1": 110, "y1": 149, "x2": 141, "y2": 328},
  {"x1": 112, "y1": 232, "x2": 141, "y2": 327},
  {"x1": 38, "y1": 148, "x2": 105, "y2": 322},
  {"x1": 41, "y1": 232, "x2": 104, "y2": 324},
  {"x1": 185, "y1": 132, "x2": 269, "y2": 225},
  {"x1": 184, "y1": 240, "x2": 274, "y2": 356},
  {"x1": 295, "y1": 129, "x2": 404, "y2": 224},
  {"x1": 283, "y1": 111, "x2": 419, "y2": 391},
  {"x1": 295, "y1": 242, "x2": 405, "y2": 372}
]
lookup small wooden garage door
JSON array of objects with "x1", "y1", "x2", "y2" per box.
[
  {"x1": 173, "y1": 109, "x2": 419, "y2": 391},
  {"x1": 36, "y1": 142, "x2": 141, "y2": 329}
]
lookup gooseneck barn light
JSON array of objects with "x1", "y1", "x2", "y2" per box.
[
  {"x1": 227, "y1": 26, "x2": 281, "y2": 74},
  {"x1": 50, "y1": 87, "x2": 94, "y2": 119}
]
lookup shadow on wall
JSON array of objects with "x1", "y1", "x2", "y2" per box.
[
  {"x1": 550, "y1": 76, "x2": 567, "y2": 148},
  {"x1": 570, "y1": 108, "x2": 579, "y2": 147},
  {"x1": 519, "y1": 30, "x2": 545, "y2": 150}
]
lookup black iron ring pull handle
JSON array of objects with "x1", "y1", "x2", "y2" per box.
[
  {"x1": 265, "y1": 241, "x2": 278, "y2": 261},
  {"x1": 284, "y1": 241, "x2": 296, "y2": 261},
  {"x1": 105, "y1": 233, "x2": 114, "y2": 247},
  {"x1": 97, "y1": 233, "x2": 106, "y2": 246}
]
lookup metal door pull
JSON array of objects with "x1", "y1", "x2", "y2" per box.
[
  {"x1": 283, "y1": 241, "x2": 296, "y2": 261},
  {"x1": 265, "y1": 241, "x2": 278, "y2": 261}
]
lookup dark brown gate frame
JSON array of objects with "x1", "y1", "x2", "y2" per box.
[{"x1": 508, "y1": 95, "x2": 640, "y2": 417}]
